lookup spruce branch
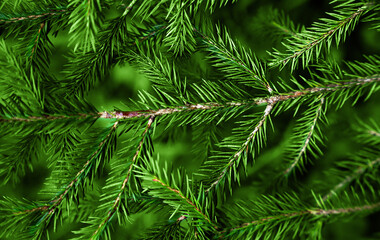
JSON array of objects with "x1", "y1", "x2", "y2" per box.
[
  {"x1": 29, "y1": 22, "x2": 46, "y2": 59},
  {"x1": 1, "y1": 1, "x2": 380, "y2": 238},
  {"x1": 355, "y1": 118, "x2": 380, "y2": 145},
  {"x1": 0, "y1": 8, "x2": 67, "y2": 24},
  {"x1": 12, "y1": 122, "x2": 118, "y2": 238},
  {"x1": 0, "y1": 3, "x2": 70, "y2": 41},
  {"x1": 221, "y1": 201, "x2": 380, "y2": 236},
  {"x1": 269, "y1": 0, "x2": 373, "y2": 70},
  {"x1": 68, "y1": 0, "x2": 103, "y2": 52},
  {"x1": 251, "y1": 7, "x2": 304, "y2": 44},
  {"x1": 90, "y1": 117, "x2": 154, "y2": 239},
  {"x1": 64, "y1": 7, "x2": 138, "y2": 95},
  {"x1": 0, "y1": 132, "x2": 40, "y2": 184},
  {"x1": 0, "y1": 40, "x2": 42, "y2": 110},
  {"x1": 283, "y1": 97, "x2": 326, "y2": 176},
  {"x1": 47, "y1": 121, "x2": 118, "y2": 208},
  {"x1": 136, "y1": 157, "x2": 219, "y2": 234},
  {"x1": 205, "y1": 102, "x2": 274, "y2": 193},
  {"x1": 125, "y1": 49, "x2": 187, "y2": 99},
  {"x1": 218, "y1": 191, "x2": 380, "y2": 239},
  {"x1": 132, "y1": 24, "x2": 167, "y2": 44},
  {"x1": 2, "y1": 75, "x2": 378, "y2": 123},
  {"x1": 322, "y1": 157, "x2": 380, "y2": 202},
  {"x1": 269, "y1": 10, "x2": 301, "y2": 38},
  {"x1": 139, "y1": 220, "x2": 185, "y2": 240},
  {"x1": 195, "y1": 26, "x2": 273, "y2": 93},
  {"x1": 151, "y1": 177, "x2": 216, "y2": 229},
  {"x1": 164, "y1": 1, "x2": 196, "y2": 55},
  {"x1": 39, "y1": 131, "x2": 81, "y2": 198}
]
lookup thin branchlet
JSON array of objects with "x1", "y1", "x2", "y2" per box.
[
  {"x1": 14, "y1": 122, "x2": 118, "y2": 219},
  {"x1": 193, "y1": 27, "x2": 273, "y2": 93},
  {"x1": 283, "y1": 97, "x2": 325, "y2": 175},
  {"x1": 275, "y1": 2, "x2": 372, "y2": 68},
  {"x1": 322, "y1": 157, "x2": 380, "y2": 202},
  {"x1": 0, "y1": 9, "x2": 67, "y2": 23},
  {"x1": 91, "y1": 117, "x2": 154, "y2": 238},
  {"x1": 221, "y1": 201, "x2": 380, "y2": 234},
  {"x1": 30, "y1": 22, "x2": 45, "y2": 58},
  {"x1": 152, "y1": 176, "x2": 218, "y2": 229},
  {"x1": 206, "y1": 102, "x2": 274, "y2": 192}
]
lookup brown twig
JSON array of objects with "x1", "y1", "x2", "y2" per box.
[
  {"x1": 0, "y1": 9, "x2": 66, "y2": 23},
  {"x1": 2, "y1": 75, "x2": 379, "y2": 123}
]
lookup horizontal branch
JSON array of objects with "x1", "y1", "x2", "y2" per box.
[
  {"x1": 0, "y1": 9, "x2": 67, "y2": 24},
  {"x1": 369, "y1": 130, "x2": 380, "y2": 137},
  {"x1": 1, "y1": 75, "x2": 379, "y2": 122},
  {"x1": 222, "y1": 201, "x2": 380, "y2": 234}
]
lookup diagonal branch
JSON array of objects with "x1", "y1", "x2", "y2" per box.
[
  {"x1": 91, "y1": 117, "x2": 154, "y2": 238},
  {"x1": 13, "y1": 122, "x2": 118, "y2": 227},
  {"x1": 30, "y1": 22, "x2": 45, "y2": 58},
  {"x1": 206, "y1": 102, "x2": 274, "y2": 192},
  {"x1": 283, "y1": 98, "x2": 325, "y2": 175},
  {"x1": 271, "y1": 2, "x2": 372, "y2": 69},
  {"x1": 322, "y1": 157, "x2": 380, "y2": 202},
  {"x1": 282, "y1": 9, "x2": 364, "y2": 65},
  {"x1": 194, "y1": 27, "x2": 273, "y2": 93},
  {"x1": 152, "y1": 176, "x2": 218, "y2": 229},
  {"x1": 49, "y1": 121, "x2": 118, "y2": 207}
]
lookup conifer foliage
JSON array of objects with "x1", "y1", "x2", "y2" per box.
[{"x1": 0, "y1": 0, "x2": 380, "y2": 239}]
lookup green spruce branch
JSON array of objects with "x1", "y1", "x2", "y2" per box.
[
  {"x1": 322, "y1": 157, "x2": 380, "y2": 202},
  {"x1": 220, "y1": 201, "x2": 380, "y2": 237},
  {"x1": 283, "y1": 97, "x2": 326, "y2": 176},
  {"x1": 1, "y1": 74, "x2": 378, "y2": 123},
  {"x1": 0, "y1": 0, "x2": 379, "y2": 239},
  {"x1": 90, "y1": 117, "x2": 154, "y2": 239},
  {"x1": 269, "y1": 0, "x2": 376, "y2": 70}
]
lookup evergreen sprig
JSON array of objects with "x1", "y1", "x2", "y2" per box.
[{"x1": 269, "y1": 0, "x2": 376, "y2": 71}]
